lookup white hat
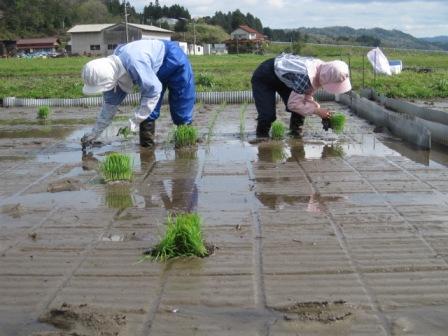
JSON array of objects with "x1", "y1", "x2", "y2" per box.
[{"x1": 81, "y1": 56, "x2": 121, "y2": 95}]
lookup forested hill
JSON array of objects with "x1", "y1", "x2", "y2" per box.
[
  {"x1": 0, "y1": 0, "x2": 134, "y2": 39},
  {"x1": 265, "y1": 26, "x2": 442, "y2": 50}
]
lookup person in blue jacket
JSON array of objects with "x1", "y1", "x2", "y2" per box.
[{"x1": 81, "y1": 39, "x2": 195, "y2": 147}]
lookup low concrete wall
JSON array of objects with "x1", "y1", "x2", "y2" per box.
[
  {"x1": 361, "y1": 88, "x2": 448, "y2": 125},
  {"x1": 340, "y1": 92, "x2": 431, "y2": 149},
  {"x1": 359, "y1": 88, "x2": 448, "y2": 146},
  {"x1": 2, "y1": 90, "x2": 334, "y2": 108}
]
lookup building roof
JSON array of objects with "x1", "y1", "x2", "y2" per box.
[
  {"x1": 127, "y1": 23, "x2": 172, "y2": 34},
  {"x1": 67, "y1": 23, "x2": 172, "y2": 34},
  {"x1": 67, "y1": 24, "x2": 116, "y2": 33},
  {"x1": 238, "y1": 25, "x2": 259, "y2": 34},
  {"x1": 17, "y1": 37, "x2": 59, "y2": 46}
]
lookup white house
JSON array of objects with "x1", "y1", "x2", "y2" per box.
[
  {"x1": 67, "y1": 23, "x2": 172, "y2": 56},
  {"x1": 230, "y1": 25, "x2": 265, "y2": 41}
]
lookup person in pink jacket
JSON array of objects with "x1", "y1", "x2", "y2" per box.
[{"x1": 251, "y1": 53, "x2": 352, "y2": 137}]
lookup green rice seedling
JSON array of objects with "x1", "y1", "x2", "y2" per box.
[
  {"x1": 195, "y1": 100, "x2": 204, "y2": 113},
  {"x1": 239, "y1": 103, "x2": 248, "y2": 139},
  {"x1": 37, "y1": 105, "x2": 51, "y2": 120},
  {"x1": 173, "y1": 124, "x2": 198, "y2": 148},
  {"x1": 105, "y1": 184, "x2": 133, "y2": 209},
  {"x1": 330, "y1": 113, "x2": 346, "y2": 134},
  {"x1": 270, "y1": 120, "x2": 286, "y2": 140},
  {"x1": 206, "y1": 101, "x2": 226, "y2": 145},
  {"x1": 100, "y1": 152, "x2": 133, "y2": 182},
  {"x1": 149, "y1": 212, "x2": 208, "y2": 261},
  {"x1": 116, "y1": 126, "x2": 132, "y2": 139}
]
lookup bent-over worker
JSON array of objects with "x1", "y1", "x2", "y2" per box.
[
  {"x1": 81, "y1": 39, "x2": 195, "y2": 147},
  {"x1": 251, "y1": 53, "x2": 351, "y2": 137}
]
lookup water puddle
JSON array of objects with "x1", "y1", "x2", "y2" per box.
[
  {"x1": 255, "y1": 192, "x2": 345, "y2": 211},
  {"x1": 0, "y1": 189, "x2": 102, "y2": 210},
  {"x1": 0, "y1": 126, "x2": 76, "y2": 139},
  {"x1": 349, "y1": 192, "x2": 447, "y2": 206},
  {"x1": 105, "y1": 183, "x2": 135, "y2": 210}
]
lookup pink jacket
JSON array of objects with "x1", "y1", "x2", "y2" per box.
[
  {"x1": 287, "y1": 92, "x2": 320, "y2": 116},
  {"x1": 283, "y1": 56, "x2": 322, "y2": 116}
]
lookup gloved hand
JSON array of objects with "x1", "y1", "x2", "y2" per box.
[
  {"x1": 129, "y1": 118, "x2": 139, "y2": 133},
  {"x1": 117, "y1": 126, "x2": 134, "y2": 139},
  {"x1": 322, "y1": 118, "x2": 331, "y2": 131},
  {"x1": 129, "y1": 96, "x2": 160, "y2": 132}
]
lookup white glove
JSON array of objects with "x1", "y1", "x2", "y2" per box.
[
  {"x1": 129, "y1": 118, "x2": 138, "y2": 132},
  {"x1": 129, "y1": 96, "x2": 160, "y2": 131}
]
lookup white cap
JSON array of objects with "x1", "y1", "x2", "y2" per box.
[{"x1": 82, "y1": 56, "x2": 120, "y2": 95}]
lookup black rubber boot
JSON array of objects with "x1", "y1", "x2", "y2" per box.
[
  {"x1": 289, "y1": 113, "x2": 304, "y2": 137},
  {"x1": 256, "y1": 120, "x2": 271, "y2": 138},
  {"x1": 139, "y1": 119, "x2": 155, "y2": 147}
]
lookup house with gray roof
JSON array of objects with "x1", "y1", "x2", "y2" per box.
[{"x1": 67, "y1": 23, "x2": 173, "y2": 56}]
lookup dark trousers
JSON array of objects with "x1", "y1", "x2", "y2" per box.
[{"x1": 251, "y1": 58, "x2": 304, "y2": 130}]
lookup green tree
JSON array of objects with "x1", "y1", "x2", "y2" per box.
[
  {"x1": 75, "y1": 0, "x2": 111, "y2": 24},
  {"x1": 172, "y1": 23, "x2": 229, "y2": 44},
  {"x1": 230, "y1": 9, "x2": 246, "y2": 30}
]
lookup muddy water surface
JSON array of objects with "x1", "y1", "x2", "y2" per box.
[{"x1": 1, "y1": 103, "x2": 448, "y2": 335}]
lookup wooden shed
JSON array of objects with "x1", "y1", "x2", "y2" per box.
[{"x1": 16, "y1": 37, "x2": 60, "y2": 53}]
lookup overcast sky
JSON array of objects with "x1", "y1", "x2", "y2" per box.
[{"x1": 128, "y1": 0, "x2": 447, "y2": 38}]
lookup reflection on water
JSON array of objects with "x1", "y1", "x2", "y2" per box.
[
  {"x1": 260, "y1": 133, "x2": 437, "y2": 167},
  {"x1": 139, "y1": 147, "x2": 199, "y2": 213},
  {"x1": 0, "y1": 125, "x2": 76, "y2": 139},
  {"x1": 255, "y1": 192, "x2": 344, "y2": 211},
  {"x1": 257, "y1": 141, "x2": 291, "y2": 163},
  {"x1": 104, "y1": 183, "x2": 134, "y2": 210}
]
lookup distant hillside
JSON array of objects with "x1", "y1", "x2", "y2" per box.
[
  {"x1": 272, "y1": 26, "x2": 443, "y2": 51},
  {"x1": 421, "y1": 36, "x2": 448, "y2": 43},
  {"x1": 420, "y1": 36, "x2": 448, "y2": 50}
]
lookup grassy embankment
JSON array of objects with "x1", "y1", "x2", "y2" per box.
[{"x1": 0, "y1": 43, "x2": 447, "y2": 99}]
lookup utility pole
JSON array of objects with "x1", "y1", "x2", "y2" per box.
[
  {"x1": 124, "y1": 0, "x2": 129, "y2": 43},
  {"x1": 193, "y1": 19, "x2": 196, "y2": 55}
]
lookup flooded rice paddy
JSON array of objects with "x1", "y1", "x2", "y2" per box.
[{"x1": 1, "y1": 102, "x2": 448, "y2": 335}]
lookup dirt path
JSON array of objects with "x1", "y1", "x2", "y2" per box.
[{"x1": 1, "y1": 103, "x2": 448, "y2": 335}]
